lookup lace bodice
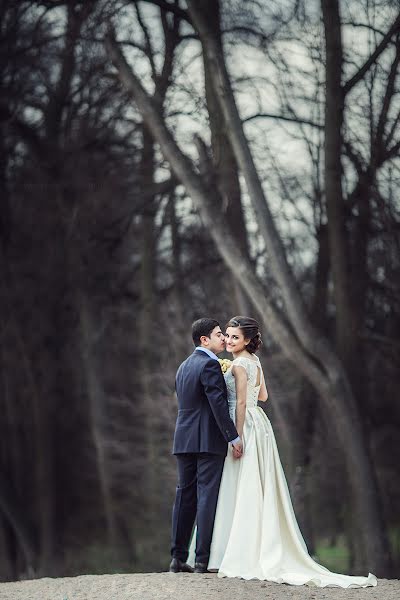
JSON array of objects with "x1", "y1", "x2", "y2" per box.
[{"x1": 225, "y1": 355, "x2": 263, "y2": 420}]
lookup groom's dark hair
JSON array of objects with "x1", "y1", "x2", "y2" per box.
[{"x1": 192, "y1": 318, "x2": 220, "y2": 346}]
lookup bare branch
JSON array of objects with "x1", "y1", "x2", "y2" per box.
[
  {"x1": 385, "y1": 109, "x2": 400, "y2": 148},
  {"x1": 374, "y1": 40, "x2": 400, "y2": 165},
  {"x1": 134, "y1": 3, "x2": 157, "y2": 81},
  {"x1": 384, "y1": 138, "x2": 400, "y2": 161},
  {"x1": 343, "y1": 12, "x2": 400, "y2": 95},
  {"x1": 243, "y1": 112, "x2": 323, "y2": 130},
  {"x1": 156, "y1": 1, "x2": 181, "y2": 103}
]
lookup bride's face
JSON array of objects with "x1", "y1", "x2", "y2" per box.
[{"x1": 225, "y1": 327, "x2": 248, "y2": 354}]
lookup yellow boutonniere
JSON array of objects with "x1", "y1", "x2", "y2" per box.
[{"x1": 218, "y1": 358, "x2": 232, "y2": 373}]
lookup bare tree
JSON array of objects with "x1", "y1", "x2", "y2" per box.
[{"x1": 106, "y1": 0, "x2": 400, "y2": 574}]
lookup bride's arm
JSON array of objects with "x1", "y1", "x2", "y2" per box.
[
  {"x1": 258, "y1": 377, "x2": 268, "y2": 402},
  {"x1": 232, "y1": 365, "x2": 247, "y2": 437}
]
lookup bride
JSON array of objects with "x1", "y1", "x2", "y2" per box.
[{"x1": 189, "y1": 316, "x2": 377, "y2": 588}]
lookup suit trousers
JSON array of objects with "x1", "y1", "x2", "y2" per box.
[{"x1": 171, "y1": 452, "x2": 225, "y2": 564}]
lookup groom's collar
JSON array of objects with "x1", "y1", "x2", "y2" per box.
[{"x1": 195, "y1": 346, "x2": 219, "y2": 361}]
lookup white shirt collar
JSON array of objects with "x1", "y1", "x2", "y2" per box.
[{"x1": 195, "y1": 346, "x2": 219, "y2": 361}]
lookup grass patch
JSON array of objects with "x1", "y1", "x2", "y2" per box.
[{"x1": 314, "y1": 537, "x2": 350, "y2": 572}]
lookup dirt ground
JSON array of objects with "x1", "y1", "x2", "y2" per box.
[{"x1": 0, "y1": 573, "x2": 398, "y2": 600}]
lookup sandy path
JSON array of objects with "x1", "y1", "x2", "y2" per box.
[{"x1": 0, "y1": 573, "x2": 398, "y2": 600}]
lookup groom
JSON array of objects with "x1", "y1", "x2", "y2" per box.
[{"x1": 169, "y1": 318, "x2": 243, "y2": 574}]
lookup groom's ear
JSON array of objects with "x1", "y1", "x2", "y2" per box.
[{"x1": 199, "y1": 335, "x2": 209, "y2": 346}]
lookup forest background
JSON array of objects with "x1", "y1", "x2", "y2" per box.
[{"x1": 1, "y1": 0, "x2": 399, "y2": 583}]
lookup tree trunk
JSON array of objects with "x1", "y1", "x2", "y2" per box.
[
  {"x1": 0, "y1": 485, "x2": 36, "y2": 579},
  {"x1": 201, "y1": 0, "x2": 251, "y2": 314},
  {"x1": 291, "y1": 223, "x2": 330, "y2": 553},
  {"x1": 138, "y1": 126, "x2": 159, "y2": 547},
  {"x1": 0, "y1": 256, "x2": 55, "y2": 575},
  {"x1": 350, "y1": 172, "x2": 373, "y2": 407},
  {"x1": 202, "y1": 1, "x2": 248, "y2": 254},
  {"x1": 78, "y1": 289, "x2": 118, "y2": 547},
  {"x1": 186, "y1": 2, "x2": 316, "y2": 347},
  {"x1": 320, "y1": 1, "x2": 391, "y2": 571},
  {"x1": 321, "y1": 0, "x2": 357, "y2": 367},
  {"x1": 167, "y1": 192, "x2": 192, "y2": 358}
]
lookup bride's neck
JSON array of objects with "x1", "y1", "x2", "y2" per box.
[{"x1": 232, "y1": 350, "x2": 252, "y2": 359}]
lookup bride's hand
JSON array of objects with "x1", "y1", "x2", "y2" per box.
[{"x1": 232, "y1": 440, "x2": 243, "y2": 459}]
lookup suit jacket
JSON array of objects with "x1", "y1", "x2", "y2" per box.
[{"x1": 173, "y1": 349, "x2": 239, "y2": 455}]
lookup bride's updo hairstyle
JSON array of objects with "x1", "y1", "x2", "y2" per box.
[{"x1": 226, "y1": 316, "x2": 262, "y2": 354}]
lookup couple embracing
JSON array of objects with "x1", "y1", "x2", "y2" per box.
[{"x1": 169, "y1": 317, "x2": 377, "y2": 588}]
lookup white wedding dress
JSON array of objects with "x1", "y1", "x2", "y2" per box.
[{"x1": 189, "y1": 355, "x2": 377, "y2": 588}]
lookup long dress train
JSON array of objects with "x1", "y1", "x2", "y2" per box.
[{"x1": 189, "y1": 355, "x2": 377, "y2": 588}]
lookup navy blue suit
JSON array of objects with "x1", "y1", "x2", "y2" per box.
[{"x1": 171, "y1": 350, "x2": 238, "y2": 565}]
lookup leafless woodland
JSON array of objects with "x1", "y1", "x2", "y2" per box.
[{"x1": 1, "y1": 0, "x2": 400, "y2": 582}]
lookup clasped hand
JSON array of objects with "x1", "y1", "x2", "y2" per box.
[{"x1": 232, "y1": 440, "x2": 243, "y2": 459}]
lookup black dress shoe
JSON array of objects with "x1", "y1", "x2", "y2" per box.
[
  {"x1": 194, "y1": 562, "x2": 209, "y2": 573},
  {"x1": 169, "y1": 557, "x2": 194, "y2": 573}
]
